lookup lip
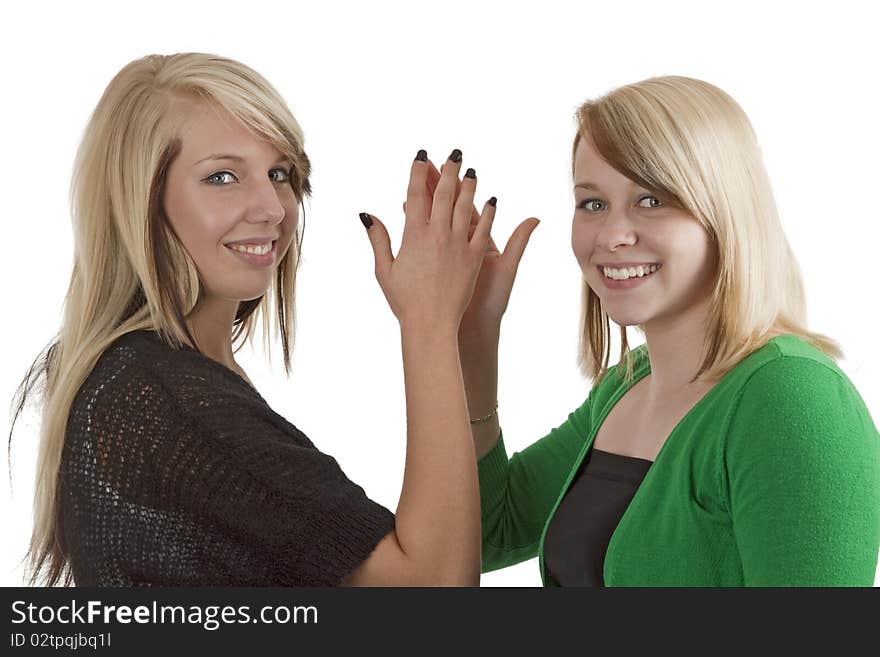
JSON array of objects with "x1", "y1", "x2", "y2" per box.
[
  {"x1": 225, "y1": 240, "x2": 277, "y2": 267},
  {"x1": 596, "y1": 261, "x2": 659, "y2": 268},
  {"x1": 224, "y1": 235, "x2": 281, "y2": 247},
  {"x1": 597, "y1": 264, "x2": 661, "y2": 290}
]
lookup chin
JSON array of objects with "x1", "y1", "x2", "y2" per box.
[
  {"x1": 226, "y1": 285, "x2": 272, "y2": 303},
  {"x1": 603, "y1": 305, "x2": 651, "y2": 328},
  {"x1": 609, "y1": 317, "x2": 646, "y2": 328}
]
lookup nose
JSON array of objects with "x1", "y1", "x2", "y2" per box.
[
  {"x1": 595, "y1": 207, "x2": 637, "y2": 253},
  {"x1": 244, "y1": 177, "x2": 285, "y2": 225}
]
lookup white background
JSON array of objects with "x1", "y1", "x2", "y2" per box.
[{"x1": 2, "y1": 0, "x2": 878, "y2": 587}]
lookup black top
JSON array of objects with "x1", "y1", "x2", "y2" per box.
[
  {"x1": 60, "y1": 329, "x2": 396, "y2": 586},
  {"x1": 543, "y1": 448, "x2": 653, "y2": 586}
]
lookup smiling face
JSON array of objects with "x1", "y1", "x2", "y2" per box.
[
  {"x1": 163, "y1": 101, "x2": 299, "y2": 305},
  {"x1": 571, "y1": 134, "x2": 718, "y2": 331}
]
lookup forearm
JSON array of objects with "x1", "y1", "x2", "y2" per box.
[
  {"x1": 393, "y1": 323, "x2": 481, "y2": 585},
  {"x1": 460, "y1": 331, "x2": 501, "y2": 460}
]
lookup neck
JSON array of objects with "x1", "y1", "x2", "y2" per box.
[
  {"x1": 184, "y1": 295, "x2": 241, "y2": 369},
  {"x1": 638, "y1": 296, "x2": 713, "y2": 403}
]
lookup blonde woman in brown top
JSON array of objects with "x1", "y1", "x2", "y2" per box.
[{"x1": 9, "y1": 52, "x2": 531, "y2": 586}]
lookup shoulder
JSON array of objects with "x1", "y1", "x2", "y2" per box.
[
  {"x1": 91, "y1": 329, "x2": 255, "y2": 400},
  {"x1": 736, "y1": 334, "x2": 842, "y2": 379},
  {"x1": 86, "y1": 329, "x2": 177, "y2": 381},
  {"x1": 104, "y1": 329, "x2": 188, "y2": 371},
  {"x1": 723, "y1": 335, "x2": 878, "y2": 459},
  {"x1": 719, "y1": 338, "x2": 880, "y2": 541},
  {"x1": 73, "y1": 330, "x2": 179, "y2": 405},
  {"x1": 67, "y1": 330, "x2": 313, "y2": 458},
  {"x1": 70, "y1": 332, "x2": 185, "y2": 428},
  {"x1": 69, "y1": 329, "x2": 236, "y2": 438},
  {"x1": 728, "y1": 335, "x2": 862, "y2": 417}
]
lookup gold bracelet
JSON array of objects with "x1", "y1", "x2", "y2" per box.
[{"x1": 470, "y1": 401, "x2": 499, "y2": 425}]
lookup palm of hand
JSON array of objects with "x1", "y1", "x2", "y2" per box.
[
  {"x1": 403, "y1": 157, "x2": 540, "y2": 341},
  {"x1": 460, "y1": 236, "x2": 513, "y2": 337}
]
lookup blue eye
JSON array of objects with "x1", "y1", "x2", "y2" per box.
[
  {"x1": 205, "y1": 171, "x2": 237, "y2": 185},
  {"x1": 578, "y1": 199, "x2": 606, "y2": 213},
  {"x1": 269, "y1": 168, "x2": 291, "y2": 183},
  {"x1": 637, "y1": 195, "x2": 663, "y2": 208}
]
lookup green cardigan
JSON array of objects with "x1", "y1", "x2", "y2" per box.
[{"x1": 477, "y1": 335, "x2": 880, "y2": 586}]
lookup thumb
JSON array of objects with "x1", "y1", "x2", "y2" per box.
[
  {"x1": 359, "y1": 212, "x2": 393, "y2": 279},
  {"x1": 501, "y1": 218, "x2": 541, "y2": 272}
]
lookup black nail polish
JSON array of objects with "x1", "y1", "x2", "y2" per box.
[
  {"x1": 448, "y1": 148, "x2": 462, "y2": 163},
  {"x1": 359, "y1": 212, "x2": 373, "y2": 229},
  {"x1": 465, "y1": 167, "x2": 476, "y2": 179},
  {"x1": 488, "y1": 196, "x2": 497, "y2": 207},
  {"x1": 415, "y1": 149, "x2": 427, "y2": 162}
]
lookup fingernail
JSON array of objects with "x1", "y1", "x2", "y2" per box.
[
  {"x1": 415, "y1": 149, "x2": 427, "y2": 162},
  {"x1": 448, "y1": 148, "x2": 462, "y2": 163},
  {"x1": 465, "y1": 167, "x2": 476, "y2": 179},
  {"x1": 488, "y1": 196, "x2": 497, "y2": 207},
  {"x1": 359, "y1": 212, "x2": 373, "y2": 229}
]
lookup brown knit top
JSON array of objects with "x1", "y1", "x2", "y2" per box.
[{"x1": 60, "y1": 329, "x2": 395, "y2": 586}]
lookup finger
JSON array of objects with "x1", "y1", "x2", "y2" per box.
[
  {"x1": 466, "y1": 206, "x2": 487, "y2": 244},
  {"x1": 425, "y1": 156, "x2": 463, "y2": 207},
  {"x1": 501, "y1": 218, "x2": 541, "y2": 273},
  {"x1": 469, "y1": 206, "x2": 480, "y2": 233},
  {"x1": 470, "y1": 196, "x2": 497, "y2": 250},
  {"x1": 425, "y1": 159, "x2": 441, "y2": 198},
  {"x1": 419, "y1": 159, "x2": 441, "y2": 225},
  {"x1": 466, "y1": 210, "x2": 499, "y2": 253},
  {"x1": 453, "y1": 167, "x2": 478, "y2": 235},
  {"x1": 430, "y1": 148, "x2": 463, "y2": 232},
  {"x1": 405, "y1": 149, "x2": 430, "y2": 233},
  {"x1": 428, "y1": 158, "x2": 461, "y2": 209},
  {"x1": 359, "y1": 212, "x2": 394, "y2": 280}
]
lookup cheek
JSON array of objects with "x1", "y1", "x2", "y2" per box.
[
  {"x1": 165, "y1": 187, "x2": 232, "y2": 262},
  {"x1": 661, "y1": 224, "x2": 717, "y2": 292},
  {"x1": 678, "y1": 221, "x2": 712, "y2": 256},
  {"x1": 691, "y1": 238, "x2": 719, "y2": 293},
  {"x1": 280, "y1": 200, "x2": 300, "y2": 248},
  {"x1": 570, "y1": 220, "x2": 597, "y2": 272}
]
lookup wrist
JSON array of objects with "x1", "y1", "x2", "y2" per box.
[
  {"x1": 458, "y1": 324, "x2": 500, "y2": 350},
  {"x1": 469, "y1": 401, "x2": 498, "y2": 425},
  {"x1": 460, "y1": 337, "x2": 499, "y2": 380},
  {"x1": 399, "y1": 319, "x2": 460, "y2": 343}
]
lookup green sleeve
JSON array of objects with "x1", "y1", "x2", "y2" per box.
[
  {"x1": 477, "y1": 395, "x2": 593, "y2": 573},
  {"x1": 724, "y1": 357, "x2": 880, "y2": 586}
]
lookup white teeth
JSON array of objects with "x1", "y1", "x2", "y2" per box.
[
  {"x1": 602, "y1": 264, "x2": 659, "y2": 280},
  {"x1": 229, "y1": 242, "x2": 271, "y2": 255}
]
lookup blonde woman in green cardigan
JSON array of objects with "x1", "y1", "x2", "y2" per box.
[{"x1": 458, "y1": 76, "x2": 880, "y2": 586}]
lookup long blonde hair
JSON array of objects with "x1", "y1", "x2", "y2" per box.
[
  {"x1": 8, "y1": 53, "x2": 312, "y2": 585},
  {"x1": 573, "y1": 75, "x2": 840, "y2": 384}
]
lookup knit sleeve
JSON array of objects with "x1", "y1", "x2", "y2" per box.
[
  {"x1": 62, "y1": 362, "x2": 396, "y2": 586},
  {"x1": 723, "y1": 357, "x2": 880, "y2": 586},
  {"x1": 477, "y1": 395, "x2": 593, "y2": 573}
]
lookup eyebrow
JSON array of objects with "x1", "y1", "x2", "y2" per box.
[
  {"x1": 573, "y1": 180, "x2": 645, "y2": 192},
  {"x1": 193, "y1": 153, "x2": 292, "y2": 167}
]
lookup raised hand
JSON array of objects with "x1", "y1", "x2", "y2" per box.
[
  {"x1": 361, "y1": 149, "x2": 496, "y2": 335},
  {"x1": 414, "y1": 159, "x2": 540, "y2": 344}
]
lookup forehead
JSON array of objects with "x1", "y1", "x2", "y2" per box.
[
  {"x1": 174, "y1": 101, "x2": 284, "y2": 165},
  {"x1": 574, "y1": 135, "x2": 611, "y2": 174},
  {"x1": 573, "y1": 134, "x2": 639, "y2": 190}
]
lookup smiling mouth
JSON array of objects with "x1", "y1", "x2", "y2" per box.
[
  {"x1": 225, "y1": 240, "x2": 276, "y2": 256},
  {"x1": 599, "y1": 264, "x2": 661, "y2": 281}
]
